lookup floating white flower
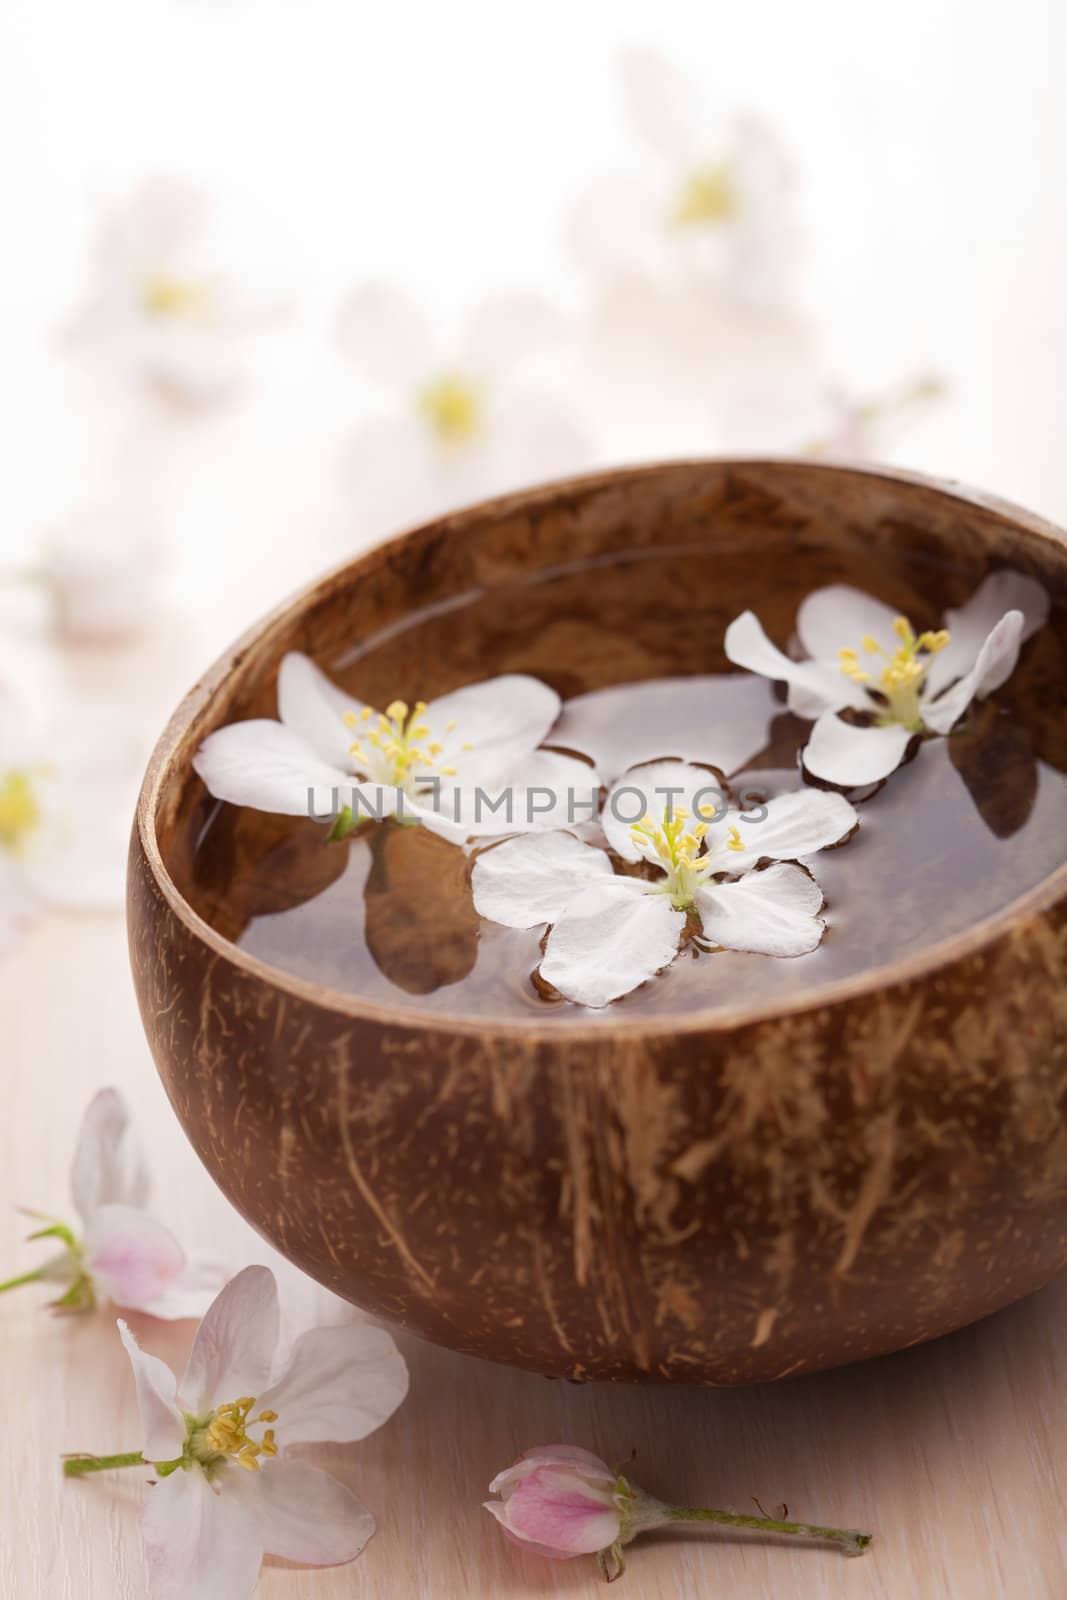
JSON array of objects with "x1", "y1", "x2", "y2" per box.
[
  {"x1": 194, "y1": 652, "x2": 601, "y2": 845},
  {"x1": 0, "y1": 691, "x2": 143, "y2": 950},
  {"x1": 725, "y1": 572, "x2": 1050, "y2": 786},
  {"x1": 2, "y1": 1088, "x2": 222, "y2": 1318},
  {"x1": 472, "y1": 761, "x2": 856, "y2": 1008},
  {"x1": 338, "y1": 285, "x2": 592, "y2": 528},
  {"x1": 568, "y1": 48, "x2": 800, "y2": 309},
  {"x1": 64, "y1": 1266, "x2": 409, "y2": 1600},
  {"x1": 67, "y1": 177, "x2": 281, "y2": 404}
]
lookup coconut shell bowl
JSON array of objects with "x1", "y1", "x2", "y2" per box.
[{"x1": 128, "y1": 460, "x2": 1067, "y2": 1384}]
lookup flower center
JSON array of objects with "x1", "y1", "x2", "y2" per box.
[
  {"x1": 838, "y1": 615, "x2": 950, "y2": 731},
  {"x1": 417, "y1": 373, "x2": 481, "y2": 445},
  {"x1": 0, "y1": 770, "x2": 41, "y2": 854},
  {"x1": 189, "y1": 1396, "x2": 279, "y2": 1474},
  {"x1": 630, "y1": 806, "x2": 742, "y2": 909},
  {"x1": 140, "y1": 274, "x2": 211, "y2": 319},
  {"x1": 672, "y1": 160, "x2": 738, "y2": 227},
  {"x1": 344, "y1": 700, "x2": 473, "y2": 795}
]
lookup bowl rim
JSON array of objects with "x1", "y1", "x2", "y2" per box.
[{"x1": 133, "y1": 456, "x2": 1067, "y2": 1041}]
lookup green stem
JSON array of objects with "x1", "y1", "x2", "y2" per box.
[
  {"x1": 0, "y1": 1267, "x2": 46, "y2": 1293},
  {"x1": 666, "y1": 1506, "x2": 871, "y2": 1555},
  {"x1": 62, "y1": 1452, "x2": 145, "y2": 1478}
]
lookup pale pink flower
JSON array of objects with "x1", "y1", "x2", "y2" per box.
[
  {"x1": 66, "y1": 177, "x2": 282, "y2": 404},
  {"x1": 569, "y1": 48, "x2": 801, "y2": 310},
  {"x1": 6, "y1": 1088, "x2": 223, "y2": 1318},
  {"x1": 486, "y1": 1444, "x2": 872, "y2": 1582},
  {"x1": 338, "y1": 285, "x2": 592, "y2": 530},
  {"x1": 117, "y1": 1266, "x2": 409, "y2": 1600}
]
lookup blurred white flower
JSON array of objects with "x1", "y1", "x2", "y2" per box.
[
  {"x1": 38, "y1": 501, "x2": 170, "y2": 643},
  {"x1": 714, "y1": 369, "x2": 946, "y2": 458},
  {"x1": 67, "y1": 177, "x2": 282, "y2": 404},
  {"x1": 338, "y1": 286, "x2": 593, "y2": 529},
  {"x1": 0, "y1": 690, "x2": 143, "y2": 950},
  {"x1": 569, "y1": 48, "x2": 801, "y2": 309}
]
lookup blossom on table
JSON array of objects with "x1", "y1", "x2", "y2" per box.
[
  {"x1": 2, "y1": 1088, "x2": 222, "y2": 1317},
  {"x1": 486, "y1": 1444, "x2": 871, "y2": 1582},
  {"x1": 0, "y1": 690, "x2": 143, "y2": 951},
  {"x1": 64, "y1": 1266, "x2": 409, "y2": 1600},
  {"x1": 66, "y1": 177, "x2": 281, "y2": 404},
  {"x1": 338, "y1": 285, "x2": 592, "y2": 528},
  {"x1": 725, "y1": 571, "x2": 1050, "y2": 786},
  {"x1": 568, "y1": 48, "x2": 801, "y2": 309},
  {"x1": 193, "y1": 651, "x2": 601, "y2": 845},
  {"x1": 471, "y1": 761, "x2": 856, "y2": 1008}
]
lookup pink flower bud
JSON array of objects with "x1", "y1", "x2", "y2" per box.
[{"x1": 484, "y1": 1445, "x2": 666, "y2": 1566}]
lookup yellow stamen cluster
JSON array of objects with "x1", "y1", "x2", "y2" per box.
[
  {"x1": 202, "y1": 1396, "x2": 279, "y2": 1473},
  {"x1": 0, "y1": 770, "x2": 41, "y2": 854},
  {"x1": 344, "y1": 700, "x2": 471, "y2": 790},
  {"x1": 838, "y1": 615, "x2": 950, "y2": 730},
  {"x1": 673, "y1": 160, "x2": 738, "y2": 226},
  {"x1": 417, "y1": 373, "x2": 481, "y2": 444},
  {"x1": 141, "y1": 274, "x2": 210, "y2": 319},
  {"x1": 630, "y1": 803, "x2": 724, "y2": 909}
]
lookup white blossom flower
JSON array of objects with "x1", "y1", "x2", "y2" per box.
[
  {"x1": 193, "y1": 652, "x2": 601, "y2": 845},
  {"x1": 36, "y1": 500, "x2": 170, "y2": 643},
  {"x1": 116, "y1": 1266, "x2": 408, "y2": 1600},
  {"x1": 471, "y1": 761, "x2": 856, "y2": 1008},
  {"x1": 713, "y1": 369, "x2": 945, "y2": 458},
  {"x1": 568, "y1": 48, "x2": 800, "y2": 309},
  {"x1": 725, "y1": 571, "x2": 1050, "y2": 786},
  {"x1": 0, "y1": 690, "x2": 143, "y2": 949},
  {"x1": 338, "y1": 285, "x2": 592, "y2": 528},
  {"x1": 67, "y1": 177, "x2": 281, "y2": 404},
  {"x1": 4, "y1": 1088, "x2": 222, "y2": 1317}
]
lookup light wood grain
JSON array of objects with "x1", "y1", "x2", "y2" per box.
[{"x1": 2, "y1": 903, "x2": 1066, "y2": 1600}]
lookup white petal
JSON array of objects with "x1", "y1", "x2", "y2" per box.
[
  {"x1": 926, "y1": 569, "x2": 1050, "y2": 697},
  {"x1": 803, "y1": 711, "x2": 914, "y2": 785},
  {"x1": 552, "y1": 674, "x2": 774, "y2": 783},
  {"x1": 541, "y1": 879, "x2": 684, "y2": 1008},
  {"x1": 473, "y1": 389, "x2": 594, "y2": 494},
  {"x1": 723, "y1": 610, "x2": 864, "y2": 717},
  {"x1": 706, "y1": 788, "x2": 857, "y2": 873},
  {"x1": 277, "y1": 653, "x2": 370, "y2": 768},
  {"x1": 424, "y1": 750, "x2": 601, "y2": 843},
  {"x1": 795, "y1": 584, "x2": 903, "y2": 661},
  {"x1": 117, "y1": 1320, "x2": 185, "y2": 1463},
  {"x1": 922, "y1": 610, "x2": 1025, "y2": 736},
  {"x1": 0, "y1": 859, "x2": 38, "y2": 953},
  {"x1": 488, "y1": 1444, "x2": 615, "y2": 1495},
  {"x1": 471, "y1": 831, "x2": 614, "y2": 928},
  {"x1": 336, "y1": 283, "x2": 436, "y2": 389},
  {"x1": 602, "y1": 760, "x2": 726, "y2": 863},
  {"x1": 258, "y1": 1321, "x2": 408, "y2": 1445},
  {"x1": 696, "y1": 861, "x2": 824, "y2": 956},
  {"x1": 137, "y1": 1256, "x2": 229, "y2": 1323},
  {"x1": 462, "y1": 294, "x2": 566, "y2": 376},
  {"x1": 229, "y1": 1458, "x2": 375, "y2": 1567},
  {"x1": 426, "y1": 675, "x2": 561, "y2": 770},
  {"x1": 344, "y1": 413, "x2": 450, "y2": 533},
  {"x1": 193, "y1": 719, "x2": 355, "y2": 818},
  {"x1": 141, "y1": 1466, "x2": 263, "y2": 1600},
  {"x1": 84, "y1": 1204, "x2": 188, "y2": 1313},
  {"x1": 566, "y1": 174, "x2": 662, "y2": 275},
  {"x1": 181, "y1": 1266, "x2": 279, "y2": 1416},
  {"x1": 619, "y1": 47, "x2": 702, "y2": 163},
  {"x1": 70, "y1": 1087, "x2": 150, "y2": 1223}
]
